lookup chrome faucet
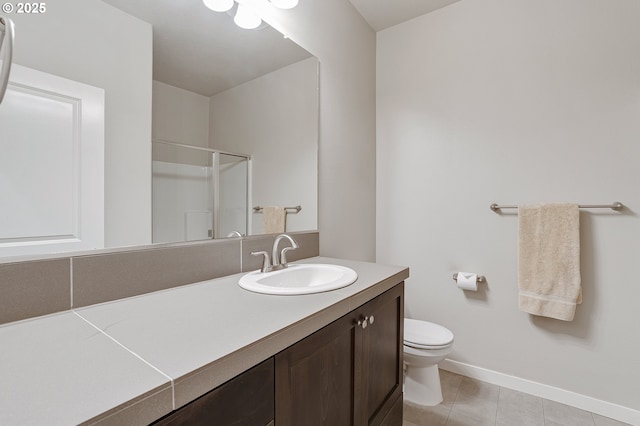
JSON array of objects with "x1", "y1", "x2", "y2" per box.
[
  {"x1": 250, "y1": 234, "x2": 299, "y2": 273},
  {"x1": 251, "y1": 251, "x2": 272, "y2": 273},
  {"x1": 272, "y1": 234, "x2": 299, "y2": 270}
]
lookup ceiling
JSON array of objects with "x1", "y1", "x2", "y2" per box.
[
  {"x1": 102, "y1": 0, "x2": 312, "y2": 97},
  {"x1": 101, "y1": 0, "x2": 461, "y2": 96},
  {"x1": 348, "y1": 0, "x2": 462, "y2": 31}
]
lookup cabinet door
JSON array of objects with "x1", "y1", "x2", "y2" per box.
[
  {"x1": 276, "y1": 282, "x2": 404, "y2": 426},
  {"x1": 275, "y1": 311, "x2": 362, "y2": 426},
  {"x1": 359, "y1": 283, "x2": 404, "y2": 426}
]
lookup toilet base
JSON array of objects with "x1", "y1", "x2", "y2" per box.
[{"x1": 403, "y1": 364, "x2": 443, "y2": 406}]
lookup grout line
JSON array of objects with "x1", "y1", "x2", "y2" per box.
[
  {"x1": 71, "y1": 310, "x2": 176, "y2": 410},
  {"x1": 440, "y1": 360, "x2": 638, "y2": 424},
  {"x1": 444, "y1": 403, "x2": 453, "y2": 425},
  {"x1": 494, "y1": 386, "x2": 501, "y2": 426},
  {"x1": 445, "y1": 373, "x2": 462, "y2": 425},
  {"x1": 69, "y1": 258, "x2": 74, "y2": 308}
]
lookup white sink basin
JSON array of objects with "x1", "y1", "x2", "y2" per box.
[{"x1": 238, "y1": 263, "x2": 358, "y2": 295}]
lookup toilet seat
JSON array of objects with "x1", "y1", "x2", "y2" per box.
[
  {"x1": 404, "y1": 341, "x2": 452, "y2": 350},
  {"x1": 404, "y1": 318, "x2": 454, "y2": 349}
]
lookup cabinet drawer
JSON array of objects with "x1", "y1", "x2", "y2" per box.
[{"x1": 153, "y1": 358, "x2": 274, "y2": 426}]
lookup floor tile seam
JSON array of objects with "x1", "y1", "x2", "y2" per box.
[
  {"x1": 536, "y1": 391, "x2": 545, "y2": 425},
  {"x1": 541, "y1": 397, "x2": 596, "y2": 426},
  {"x1": 446, "y1": 377, "x2": 463, "y2": 425},
  {"x1": 494, "y1": 386, "x2": 548, "y2": 426},
  {"x1": 463, "y1": 376, "x2": 608, "y2": 426},
  {"x1": 494, "y1": 386, "x2": 502, "y2": 425},
  {"x1": 443, "y1": 400, "x2": 454, "y2": 426},
  {"x1": 71, "y1": 310, "x2": 176, "y2": 410}
]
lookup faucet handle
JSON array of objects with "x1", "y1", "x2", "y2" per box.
[
  {"x1": 271, "y1": 234, "x2": 299, "y2": 268},
  {"x1": 280, "y1": 245, "x2": 298, "y2": 267},
  {"x1": 251, "y1": 251, "x2": 271, "y2": 273}
]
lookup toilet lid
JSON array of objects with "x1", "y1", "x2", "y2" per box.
[{"x1": 404, "y1": 318, "x2": 454, "y2": 347}]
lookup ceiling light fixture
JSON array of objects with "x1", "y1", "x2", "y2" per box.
[
  {"x1": 202, "y1": 0, "x2": 234, "y2": 13},
  {"x1": 234, "y1": 3, "x2": 262, "y2": 30},
  {"x1": 203, "y1": 0, "x2": 299, "y2": 30},
  {"x1": 268, "y1": 0, "x2": 299, "y2": 9}
]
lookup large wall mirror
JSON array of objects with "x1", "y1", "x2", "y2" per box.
[{"x1": 0, "y1": 0, "x2": 318, "y2": 259}]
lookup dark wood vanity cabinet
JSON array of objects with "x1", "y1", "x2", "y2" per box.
[
  {"x1": 275, "y1": 282, "x2": 404, "y2": 426},
  {"x1": 152, "y1": 282, "x2": 404, "y2": 426},
  {"x1": 152, "y1": 358, "x2": 274, "y2": 426}
]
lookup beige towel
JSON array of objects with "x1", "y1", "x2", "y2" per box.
[
  {"x1": 262, "y1": 206, "x2": 286, "y2": 234},
  {"x1": 518, "y1": 203, "x2": 582, "y2": 321}
]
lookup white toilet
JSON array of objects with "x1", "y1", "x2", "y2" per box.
[{"x1": 403, "y1": 318, "x2": 454, "y2": 406}]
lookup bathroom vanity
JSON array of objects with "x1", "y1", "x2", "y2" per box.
[
  {"x1": 0, "y1": 257, "x2": 408, "y2": 425},
  {"x1": 154, "y1": 282, "x2": 403, "y2": 426}
]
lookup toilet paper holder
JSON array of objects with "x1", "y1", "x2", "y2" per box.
[{"x1": 452, "y1": 272, "x2": 486, "y2": 284}]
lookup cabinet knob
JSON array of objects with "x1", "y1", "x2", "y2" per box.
[
  {"x1": 369, "y1": 315, "x2": 375, "y2": 325},
  {"x1": 357, "y1": 316, "x2": 368, "y2": 329}
]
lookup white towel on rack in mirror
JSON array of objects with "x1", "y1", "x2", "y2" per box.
[
  {"x1": 518, "y1": 203, "x2": 582, "y2": 321},
  {"x1": 263, "y1": 206, "x2": 286, "y2": 234}
]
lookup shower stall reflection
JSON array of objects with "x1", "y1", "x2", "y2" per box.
[{"x1": 152, "y1": 141, "x2": 250, "y2": 243}]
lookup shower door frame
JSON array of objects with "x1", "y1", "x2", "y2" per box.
[{"x1": 152, "y1": 139, "x2": 251, "y2": 240}]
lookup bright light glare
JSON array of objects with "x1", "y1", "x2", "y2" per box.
[
  {"x1": 269, "y1": 0, "x2": 299, "y2": 9},
  {"x1": 234, "y1": 3, "x2": 262, "y2": 29},
  {"x1": 202, "y1": 0, "x2": 234, "y2": 12}
]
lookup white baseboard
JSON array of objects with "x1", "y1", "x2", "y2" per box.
[{"x1": 439, "y1": 359, "x2": 640, "y2": 426}]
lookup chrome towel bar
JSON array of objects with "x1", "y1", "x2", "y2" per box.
[
  {"x1": 253, "y1": 205, "x2": 302, "y2": 213},
  {"x1": 490, "y1": 202, "x2": 623, "y2": 212}
]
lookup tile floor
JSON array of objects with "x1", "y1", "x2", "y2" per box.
[{"x1": 403, "y1": 370, "x2": 631, "y2": 426}]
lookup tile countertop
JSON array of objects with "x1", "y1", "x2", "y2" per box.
[{"x1": 0, "y1": 257, "x2": 409, "y2": 425}]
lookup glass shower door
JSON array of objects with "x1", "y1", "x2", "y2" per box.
[
  {"x1": 152, "y1": 141, "x2": 250, "y2": 242},
  {"x1": 214, "y1": 153, "x2": 249, "y2": 238},
  {"x1": 152, "y1": 143, "x2": 214, "y2": 243}
]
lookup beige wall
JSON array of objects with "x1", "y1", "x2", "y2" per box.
[
  {"x1": 209, "y1": 57, "x2": 318, "y2": 235},
  {"x1": 247, "y1": 0, "x2": 377, "y2": 261},
  {"x1": 153, "y1": 57, "x2": 318, "y2": 236},
  {"x1": 152, "y1": 80, "x2": 210, "y2": 149},
  {"x1": 152, "y1": 81, "x2": 211, "y2": 167},
  {"x1": 377, "y1": 0, "x2": 640, "y2": 417},
  {"x1": 10, "y1": 0, "x2": 153, "y2": 249}
]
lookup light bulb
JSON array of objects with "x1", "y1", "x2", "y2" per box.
[
  {"x1": 203, "y1": 0, "x2": 234, "y2": 12},
  {"x1": 234, "y1": 3, "x2": 262, "y2": 30},
  {"x1": 269, "y1": 0, "x2": 299, "y2": 9}
]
